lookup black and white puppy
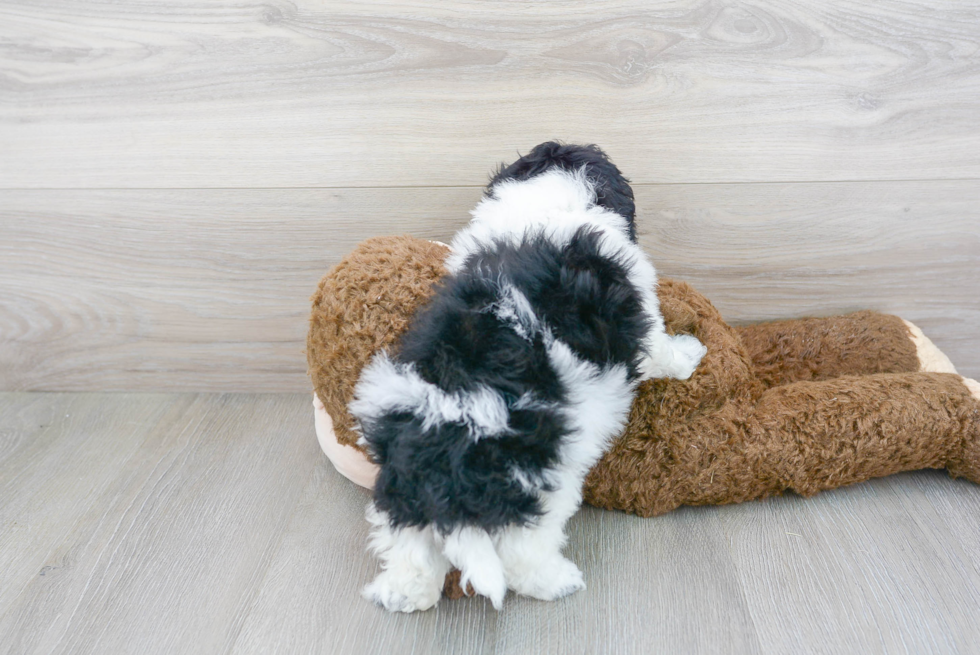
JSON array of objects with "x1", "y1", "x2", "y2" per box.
[{"x1": 350, "y1": 142, "x2": 706, "y2": 612}]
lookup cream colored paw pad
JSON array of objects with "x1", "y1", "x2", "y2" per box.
[
  {"x1": 903, "y1": 319, "x2": 957, "y2": 374},
  {"x1": 314, "y1": 394, "x2": 378, "y2": 489},
  {"x1": 962, "y1": 377, "x2": 980, "y2": 401}
]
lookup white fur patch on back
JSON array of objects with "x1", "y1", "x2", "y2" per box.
[
  {"x1": 350, "y1": 352, "x2": 510, "y2": 439},
  {"x1": 485, "y1": 282, "x2": 539, "y2": 341},
  {"x1": 445, "y1": 167, "x2": 667, "y2": 372},
  {"x1": 446, "y1": 169, "x2": 631, "y2": 274},
  {"x1": 546, "y1": 338, "x2": 634, "y2": 478}
]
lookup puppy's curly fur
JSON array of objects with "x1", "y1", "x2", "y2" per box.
[{"x1": 350, "y1": 143, "x2": 705, "y2": 611}]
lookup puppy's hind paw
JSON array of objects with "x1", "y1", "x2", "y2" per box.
[
  {"x1": 510, "y1": 555, "x2": 585, "y2": 602},
  {"x1": 363, "y1": 570, "x2": 442, "y2": 613}
]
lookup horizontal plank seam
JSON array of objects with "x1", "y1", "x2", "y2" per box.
[{"x1": 2, "y1": 177, "x2": 980, "y2": 192}]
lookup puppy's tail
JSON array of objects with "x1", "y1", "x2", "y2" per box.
[{"x1": 441, "y1": 527, "x2": 507, "y2": 609}]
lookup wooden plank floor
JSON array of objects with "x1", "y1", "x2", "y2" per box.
[{"x1": 2, "y1": 392, "x2": 979, "y2": 655}]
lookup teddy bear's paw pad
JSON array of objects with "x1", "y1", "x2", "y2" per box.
[
  {"x1": 903, "y1": 319, "x2": 958, "y2": 374},
  {"x1": 509, "y1": 555, "x2": 585, "y2": 601},
  {"x1": 363, "y1": 570, "x2": 442, "y2": 613},
  {"x1": 666, "y1": 334, "x2": 708, "y2": 380}
]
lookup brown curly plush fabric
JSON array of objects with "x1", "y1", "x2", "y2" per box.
[
  {"x1": 737, "y1": 311, "x2": 921, "y2": 389},
  {"x1": 583, "y1": 279, "x2": 980, "y2": 516},
  {"x1": 307, "y1": 236, "x2": 980, "y2": 516},
  {"x1": 307, "y1": 236, "x2": 449, "y2": 448}
]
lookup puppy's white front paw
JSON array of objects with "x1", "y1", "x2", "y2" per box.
[
  {"x1": 363, "y1": 570, "x2": 442, "y2": 613},
  {"x1": 666, "y1": 334, "x2": 706, "y2": 380},
  {"x1": 508, "y1": 555, "x2": 585, "y2": 601}
]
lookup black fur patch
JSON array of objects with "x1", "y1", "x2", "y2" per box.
[
  {"x1": 368, "y1": 408, "x2": 565, "y2": 533},
  {"x1": 469, "y1": 229, "x2": 650, "y2": 379},
  {"x1": 363, "y1": 226, "x2": 648, "y2": 534},
  {"x1": 488, "y1": 141, "x2": 638, "y2": 241}
]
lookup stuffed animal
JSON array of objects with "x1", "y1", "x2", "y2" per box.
[{"x1": 308, "y1": 235, "x2": 980, "y2": 599}]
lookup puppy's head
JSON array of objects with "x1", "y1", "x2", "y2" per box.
[{"x1": 487, "y1": 142, "x2": 637, "y2": 241}]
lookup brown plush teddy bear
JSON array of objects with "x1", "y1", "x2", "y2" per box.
[{"x1": 308, "y1": 235, "x2": 980, "y2": 598}]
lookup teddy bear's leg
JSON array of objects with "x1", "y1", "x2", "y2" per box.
[
  {"x1": 746, "y1": 372, "x2": 980, "y2": 496},
  {"x1": 735, "y1": 311, "x2": 924, "y2": 389},
  {"x1": 494, "y1": 489, "x2": 586, "y2": 601},
  {"x1": 362, "y1": 504, "x2": 451, "y2": 613},
  {"x1": 949, "y1": 377, "x2": 980, "y2": 481}
]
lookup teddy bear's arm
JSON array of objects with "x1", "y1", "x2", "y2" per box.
[{"x1": 734, "y1": 311, "x2": 921, "y2": 389}]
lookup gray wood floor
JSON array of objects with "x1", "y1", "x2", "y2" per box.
[{"x1": 2, "y1": 392, "x2": 979, "y2": 655}]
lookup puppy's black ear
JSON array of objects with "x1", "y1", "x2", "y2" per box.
[{"x1": 487, "y1": 142, "x2": 637, "y2": 242}]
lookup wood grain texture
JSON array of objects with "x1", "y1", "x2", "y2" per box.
[
  {"x1": 2, "y1": 0, "x2": 979, "y2": 188},
  {"x1": 0, "y1": 394, "x2": 179, "y2": 612},
  {"x1": 1, "y1": 180, "x2": 977, "y2": 393},
  {"x1": 235, "y1": 463, "x2": 764, "y2": 655},
  {"x1": 636, "y1": 180, "x2": 980, "y2": 375},
  {"x1": 0, "y1": 393, "x2": 319, "y2": 655},
  {"x1": 721, "y1": 473, "x2": 980, "y2": 654},
  {"x1": 2, "y1": 393, "x2": 979, "y2": 655},
  {"x1": 0, "y1": 187, "x2": 480, "y2": 392}
]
